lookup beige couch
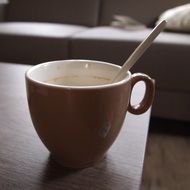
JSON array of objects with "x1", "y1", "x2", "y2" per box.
[{"x1": 0, "y1": 0, "x2": 190, "y2": 121}]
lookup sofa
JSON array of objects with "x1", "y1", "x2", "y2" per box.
[{"x1": 0, "y1": 0, "x2": 190, "y2": 122}]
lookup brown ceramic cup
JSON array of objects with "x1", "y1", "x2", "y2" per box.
[{"x1": 25, "y1": 59, "x2": 155, "y2": 168}]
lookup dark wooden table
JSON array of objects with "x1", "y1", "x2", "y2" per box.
[{"x1": 0, "y1": 62, "x2": 151, "y2": 190}]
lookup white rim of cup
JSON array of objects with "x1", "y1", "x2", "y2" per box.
[{"x1": 25, "y1": 59, "x2": 131, "y2": 89}]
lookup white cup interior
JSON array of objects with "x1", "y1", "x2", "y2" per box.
[{"x1": 26, "y1": 60, "x2": 130, "y2": 87}]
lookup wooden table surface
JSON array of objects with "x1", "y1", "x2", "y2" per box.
[{"x1": 0, "y1": 62, "x2": 151, "y2": 190}]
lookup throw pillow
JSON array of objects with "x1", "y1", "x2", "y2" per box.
[
  {"x1": 111, "y1": 15, "x2": 146, "y2": 30},
  {"x1": 156, "y1": 3, "x2": 190, "y2": 32}
]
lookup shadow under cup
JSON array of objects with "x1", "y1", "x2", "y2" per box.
[{"x1": 25, "y1": 59, "x2": 154, "y2": 168}]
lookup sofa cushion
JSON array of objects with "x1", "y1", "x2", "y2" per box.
[
  {"x1": 70, "y1": 26, "x2": 190, "y2": 93},
  {"x1": 5, "y1": 0, "x2": 101, "y2": 27},
  {"x1": 0, "y1": 22, "x2": 88, "y2": 64},
  {"x1": 99, "y1": 0, "x2": 190, "y2": 26},
  {"x1": 0, "y1": 22, "x2": 87, "y2": 37}
]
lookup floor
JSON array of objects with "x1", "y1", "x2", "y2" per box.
[{"x1": 140, "y1": 118, "x2": 190, "y2": 190}]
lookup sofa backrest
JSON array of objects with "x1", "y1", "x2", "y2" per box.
[
  {"x1": 5, "y1": 0, "x2": 101, "y2": 27},
  {"x1": 99, "y1": 0, "x2": 190, "y2": 26},
  {"x1": 0, "y1": 0, "x2": 8, "y2": 21}
]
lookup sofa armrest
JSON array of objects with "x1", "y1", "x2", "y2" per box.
[{"x1": 0, "y1": 0, "x2": 8, "y2": 21}]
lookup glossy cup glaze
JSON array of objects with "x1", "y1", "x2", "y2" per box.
[{"x1": 25, "y1": 59, "x2": 155, "y2": 168}]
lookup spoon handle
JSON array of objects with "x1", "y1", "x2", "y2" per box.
[{"x1": 112, "y1": 20, "x2": 166, "y2": 83}]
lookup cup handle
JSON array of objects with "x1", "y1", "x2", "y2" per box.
[{"x1": 128, "y1": 73, "x2": 155, "y2": 115}]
